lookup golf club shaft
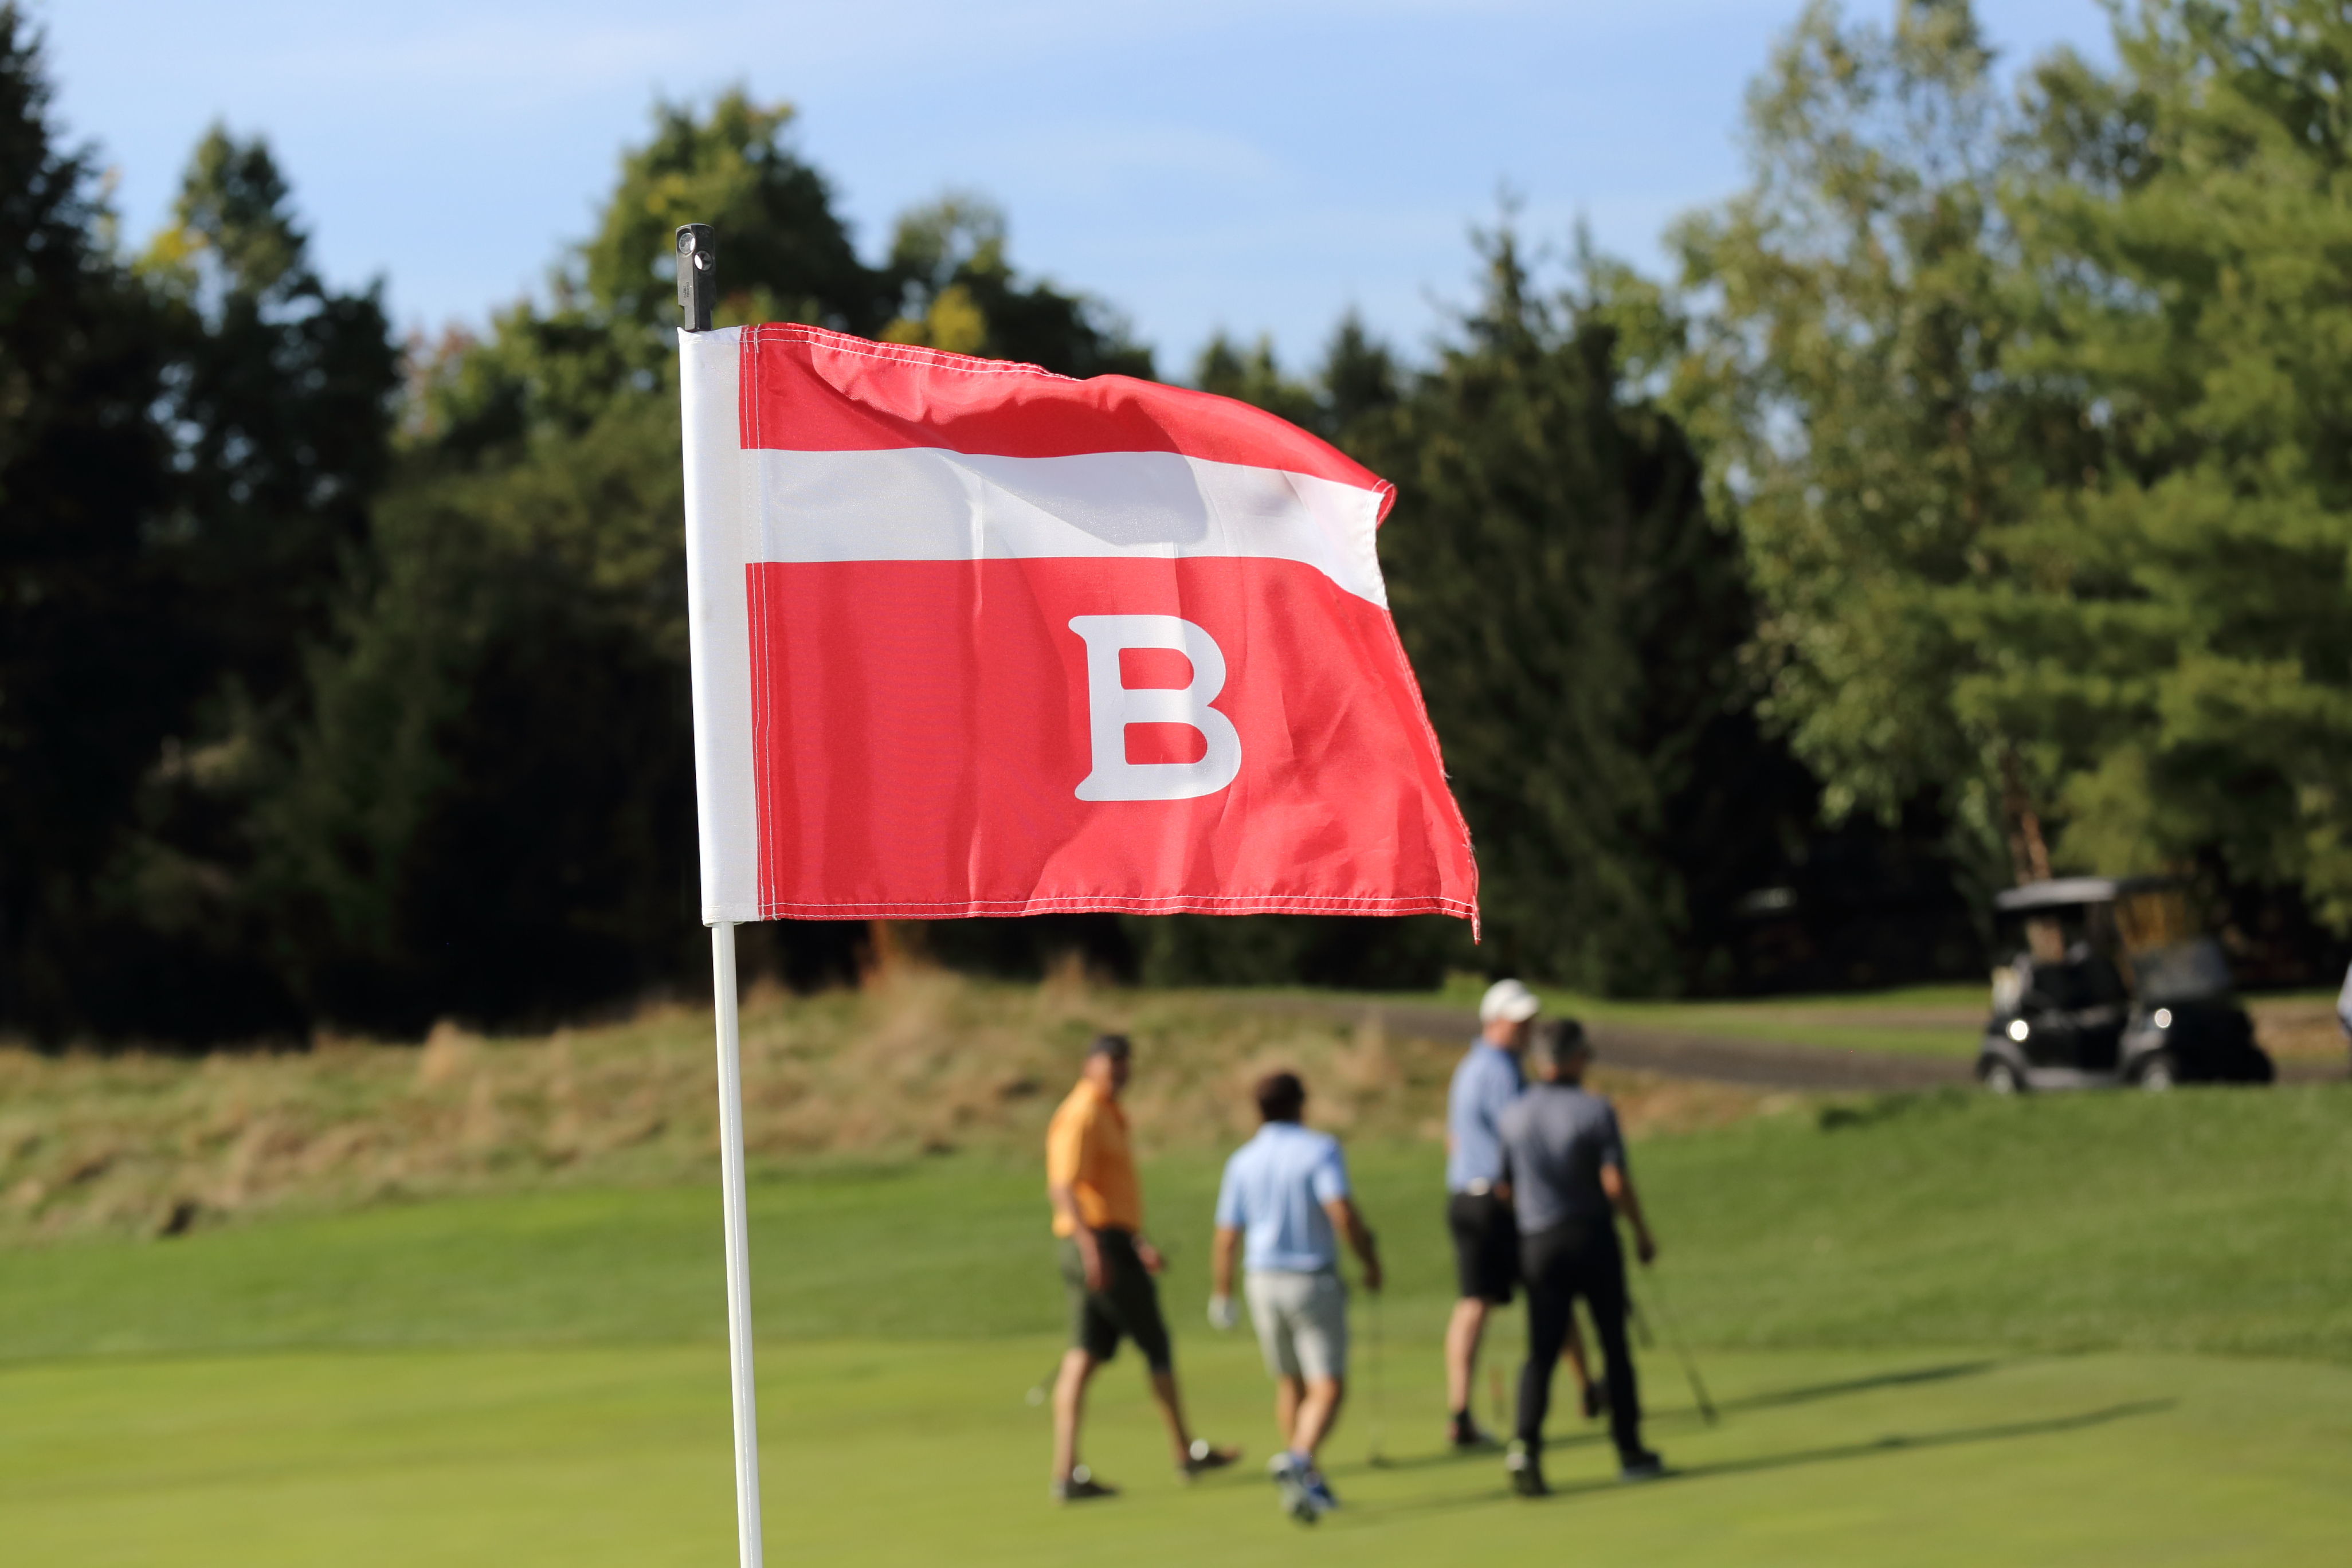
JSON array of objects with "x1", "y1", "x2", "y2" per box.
[{"x1": 1641, "y1": 1271, "x2": 1718, "y2": 1424}]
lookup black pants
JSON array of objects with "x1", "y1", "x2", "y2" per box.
[{"x1": 1516, "y1": 1218, "x2": 1641, "y2": 1461}]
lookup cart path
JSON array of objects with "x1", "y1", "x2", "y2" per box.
[
  {"x1": 1239, "y1": 997, "x2": 2347, "y2": 1091},
  {"x1": 1241, "y1": 997, "x2": 1972, "y2": 1091}
]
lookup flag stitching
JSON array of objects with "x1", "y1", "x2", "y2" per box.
[{"x1": 743, "y1": 320, "x2": 1074, "y2": 382}]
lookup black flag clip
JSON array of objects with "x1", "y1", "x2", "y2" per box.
[{"x1": 676, "y1": 224, "x2": 717, "y2": 333}]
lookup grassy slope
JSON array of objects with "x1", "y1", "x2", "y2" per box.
[
  {"x1": 0, "y1": 973, "x2": 1787, "y2": 1245},
  {"x1": 0, "y1": 977, "x2": 1417, "y2": 1241},
  {"x1": 7, "y1": 1086, "x2": 2350, "y2": 1362}
]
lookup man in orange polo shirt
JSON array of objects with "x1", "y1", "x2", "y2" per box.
[{"x1": 1046, "y1": 1033, "x2": 1239, "y2": 1502}]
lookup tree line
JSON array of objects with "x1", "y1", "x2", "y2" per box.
[{"x1": 5, "y1": 1, "x2": 2346, "y2": 1044}]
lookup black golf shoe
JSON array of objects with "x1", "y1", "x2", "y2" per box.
[
  {"x1": 1618, "y1": 1449, "x2": 1667, "y2": 1483},
  {"x1": 1179, "y1": 1438, "x2": 1240, "y2": 1480},
  {"x1": 1504, "y1": 1440, "x2": 1548, "y2": 1497},
  {"x1": 1448, "y1": 1413, "x2": 1498, "y2": 1451},
  {"x1": 1051, "y1": 1465, "x2": 1120, "y2": 1503}
]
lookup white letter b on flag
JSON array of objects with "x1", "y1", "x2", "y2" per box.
[{"x1": 1067, "y1": 616, "x2": 1244, "y2": 802}]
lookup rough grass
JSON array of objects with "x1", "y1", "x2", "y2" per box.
[
  {"x1": 10, "y1": 1341, "x2": 2350, "y2": 1567},
  {"x1": 2241, "y1": 990, "x2": 2352, "y2": 1062},
  {"x1": 0, "y1": 967, "x2": 1781, "y2": 1242}
]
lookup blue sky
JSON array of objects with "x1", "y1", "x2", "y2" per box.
[{"x1": 40, "y1": 1, "x2": 2112, "y2": 375}]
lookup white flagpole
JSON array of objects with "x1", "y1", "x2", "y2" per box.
[
  {"x1": 711, "y1": 919, "x2": 766, "y2": 1567},
  {"x1": 675, "y1": 222, "x2": 762, "y2": 1567}
]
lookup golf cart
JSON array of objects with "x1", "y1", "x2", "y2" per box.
[{"x1": 1977, "y1": 876, "x2": 2273, "y2": 1092}]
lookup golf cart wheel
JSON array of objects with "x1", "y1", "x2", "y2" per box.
[
  {"x1": 2134, "y1": 1052, "x2": 2178, "y2": 1092},
  {"x1": 1982, "y1": 1060, "x2": 2024, "y2": 1095}
]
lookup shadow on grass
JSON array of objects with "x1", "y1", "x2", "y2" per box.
[
  {"x1": 1348, "y1": 1359, "x2": 2003, "y2": 1475},
  {"x1": 1716, "y1": 1358, "x2": 2001, "y2": 1416},
  {"x1": 1346, "y1": 1399, "x2": 2176, "y2": 1520}
]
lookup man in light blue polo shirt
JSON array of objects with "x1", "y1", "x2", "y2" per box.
[
  {"x1": 1442, "y1": 977, "x2": 1536, "y2": 1448},
  {"x1": 1209, "y1": 1071, "x2": 1383, "y2": 1523}
]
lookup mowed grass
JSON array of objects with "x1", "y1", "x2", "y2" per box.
[
  {"x1": 5, "y1": 1085, "x2": 2351, "y2": 1565},
  {"x1": 8, "y1": 1339, "x2": 2350, "y2": 1567}
]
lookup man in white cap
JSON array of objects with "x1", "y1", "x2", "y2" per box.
[{"x1": 1441, "y1": 977, "x2": 1539, "y2": 1447}]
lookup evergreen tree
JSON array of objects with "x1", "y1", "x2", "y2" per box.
[
  {"x1": 1150, "y1": 244, "x2": 1760, "y2": 995},
  {"x1": 0, "y1": 15, "x2": 222, "y2": 1044},
  {"x1": 0, "y1": 15, "x2": 399, "y2": 1041},
  {"x1": 0, "y1": 6, "x2": 178, "y2": 1034},
  {"x1": 1363, "y1": 233, "x2": 1754, "y2": 992},
  {"x1": 268, "y1": 95, "x2": 922, "y2": 1029},
  {"x1": 43, "y1": 128, "x2": 404, "y2": 1042},
  {"x1": 258, "y1": 405, "x2": 703, "y2": 1029},
  {"x1": 1193, "y1": 330, "x2": 1324, "y2": 430},
  {"x1": 1122, "y1": 316, "x2": 1460, "y2": 991},
  {"x1": 140, "y1": 128, "x2": 398, "y2": 700}
]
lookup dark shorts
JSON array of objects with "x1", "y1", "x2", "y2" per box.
[
  {"x1": 1448, "y1": 1190, "x2": 1519, "y2": 1303},
  {"x1": 1059, "y1": 1229, "x2": 1174, "y2": 1371}
]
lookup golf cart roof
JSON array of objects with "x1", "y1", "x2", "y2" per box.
[{"x1": 1993, "y1": 876, "x2": 2177, "y2": 914}]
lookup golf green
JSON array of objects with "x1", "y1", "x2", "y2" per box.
[
  {"x1": 5, "y1": 1089, "x2": 2349, "y2": 1562},
  {"x1": 3, "y1": 1336, "x2": 2345, "y2": 1565}
]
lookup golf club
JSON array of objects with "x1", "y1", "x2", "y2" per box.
[
  {"x1": 1628, "y1": 1294, "x2": 1656, "y2": 1350},
  {"x1": 1636, "y1": 1271, "x2": 1719, "y2": 1425},
  {"x1": 1366, "y1": 1288, "x2": 1389, "y2": 1467}
]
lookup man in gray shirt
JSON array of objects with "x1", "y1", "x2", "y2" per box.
[{"x1": 1495, "y1": 1018, "x2": 1661, "y2": 1493}]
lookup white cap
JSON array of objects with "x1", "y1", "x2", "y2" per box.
[{"x1": 1479, "y1": 978, "x2": 1541, "y2": 1025}]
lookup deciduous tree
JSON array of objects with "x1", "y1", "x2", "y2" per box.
[
  {"x1": 1990, "y1": 1, "x2": 2352, "y2": 926},
  {"x1": 1672, "y1": 0, "x2": 2089, "y2": 887}
]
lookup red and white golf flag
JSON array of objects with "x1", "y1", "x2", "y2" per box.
[{"x1": 679, "y1": 324, "x2": 1476, "y2": 926}]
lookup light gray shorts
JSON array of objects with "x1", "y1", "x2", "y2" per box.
[{"x1": 1245, "y1": 1268, "x2": 1349, "y2": 1382}]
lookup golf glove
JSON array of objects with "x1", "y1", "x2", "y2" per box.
[{"x1": 1207, "y1": 1294, "x2": 1238, "y2": 1331}]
